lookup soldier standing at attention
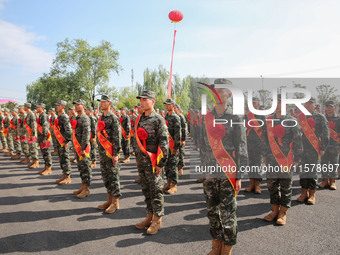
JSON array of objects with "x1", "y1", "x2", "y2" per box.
[
  {"x1": 0, "y1": 108, "x2": 8, "y2": 152},
  {"x1": 134, "y1": 90, "x2": 168, "y2": 235},
  {"x1": 3, "y1": 108, "x2": 14, "y2": 156},
  {"x1": 69, "y1": 106, "x2": 78, "y2": 163},
  {"x1": 200, "y1": 79, "x2": 247, "y2": 255},
  {"x1": 49, "y1": 108, "x2": 59, "y2": 156},
  {"x1": 244, "y1": 97, "x2": 265, "y2": 194},
  {"x1": 23, "y1": 103, "x2": 39, "y2": 169},
  {"x1": 174, "y1": 103, "x2": 187, "y2": 176},
  {"x1": 163, "y1": 99, "x2": 181, "y2": 195},
  {"x1": 54, "y1": 100, "x2": 73, "y2": 185},
  {"x1": 10, "y1": 108, "x2": 22, "y2": 160},
  {"x1": 96, "y1": 95, "x2": 122, "y2": 213},
  {"x1": 318, "y1": 100, "x2": 339, "y2": 190},
  {"x1": 36, "y1": 103, "x2": 53, "y2": 175},
  {"x1": 18, "y1": 106, "x2": 30, "y2": 164},
  {"x1": 262, "y1": 94, "x2": 302, "y2": 225},
  {"x1": 120, "y1": 107, "x2": 131, "y2": 163},
  {"x1": 72, "y1": 99, "x2": 92, "y2": 199},
  {"x1": 296, "y1": 97, "x2": 329, "y2": 205},
  {"x1": 86, "y1": 106, "x2": 98, "y2": 168}
]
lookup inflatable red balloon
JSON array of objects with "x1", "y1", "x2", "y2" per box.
[{"x1": 169, "y1": 10, "x2": 183, "y2": 23}]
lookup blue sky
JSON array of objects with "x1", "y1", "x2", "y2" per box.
[{"x1": 1, "y1": 0, "x2": 340, "y2": 103}]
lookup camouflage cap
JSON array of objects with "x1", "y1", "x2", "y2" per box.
[
  {"x1": 252, "y1": 97, "x2": 260, "y2": 103},
  {"x1": 325, "y1": 100, "x2": 335, "y2": 106},
  {"x1": 259, "y1": 105, "x2": 265, "y2": 110},
  {"x1": 11, "y1": 108, "x2": 18, "y2": 113},
  {"x1": 55, "y1": 100, "x2": 67, "y2": 106},
  {"x1": 211, "y1": 78, "x2": 232, "y2": 88},
  {"x1": 69, "y1": 106, "x2": 75, "y2": 110},
  {"x1": 308, "y1": 97, "x2": 316, "y2": 103},
  {"x1": 36, "y1": 103, "x2": 46, "y2": 108},
  {"x1": 163, "y1": 98, "x2": 176, "y2": 105},
  {"x1": 86, "y1": 106, "x2": 93, "y2": 111},
  {"x1": 316, "y1": 104, "x2": 321, "y2": 109},
  {"x1": 49, "y1": 108, "x2": 56, "y2": 112},
  {"x1": 136, "y1": 90, "x2": 156, "y2": 100},
  {"x1": 24, "y1": 102, "x2": 31, "y2": 108},
  {"x1": 18, "y1": 105, "x2": 24, "y2": 109},
  {"x1": 120, "y1": 107, "x2": 128, "y2": 111},
  {"x1": 73, "y1": 99, "x2": 86, "y2": 106},
  {"x1": 97, "y1": 94, "x2": 111, "y2": 102}
]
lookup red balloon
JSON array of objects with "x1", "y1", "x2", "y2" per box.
[{"x1": 169, "y1": 10, "x2": 183, "y2": 23}]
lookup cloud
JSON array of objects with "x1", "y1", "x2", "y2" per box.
[{"x1": 0, "y1": 20, "x2": 53, "y2": 73}]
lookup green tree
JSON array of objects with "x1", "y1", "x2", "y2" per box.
[{"x1": 316, "y1": 84, "x2": 338, "y2": 106}]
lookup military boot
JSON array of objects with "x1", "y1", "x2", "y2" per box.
[
  {"x1": 59, "y1": 174, "x2": 71, "y2": 185},
  {"x1": 307, "y1": 189, "x2": 316, "y2": 205},
  {"x1": 97, "y1": 194, "x2": 111, "y2": 210},
  {"x1": 56, "y1": 174, "x2": 66, "y2": 184},
  {"x1": 20, "y1": 155, "x2": 30, "y2": 164},
  {"x1": 121, "y1": 155, "x2": 130, "y2": 163},
  {"x1": 41, "y1": 165, "x2": 52, "y2": 175},
  {"x1": 135, "y1": 213, "x2": 153, "y2": 229},
  {"x1": 297, "y1": 189, "x2": 308, "y2": 202},
  {"x1": 77, "y1": 184, "x2": 90, "y2": 198},
  {"x1": 146, "y1": 215, "x2": 162, "y2": 235},
  {"x1": 51, "y1": 149, "x2": 58, "y2": 156},
  {"x1": 90, "y1": 160, "x2": 96, "y2": 168},
  {"x1": 162, "y1": 179, "x2": 171, "y2": 191},
  {"x1": 105, "y1": 196, "x2": 119, "y2": 214},
  {"x1": 220, "y1": 243, "x2": 233, "y2": 255},
  {"x1": 178, "y1": 166, "x2": 184, "y2": 176},
  {"x1": 0, "y1": 146, "x2": 8, "y2": 153},
  {"x1": 207, "y1": 239, "x2": 222, "y2": 255},
  {"x1": 166, "y1": 182, "x2": 177, "y2": 195},
  {"x1": 5, "y1": 150, "x2": 14, "y2": 156},
  {"x1": 264, "y1": 204, "x2": 280, "y2": 222},
  {"x1": 318, "y1": 178, "x2": 329, "y2": 188},
  {"x1": 254, "y1": 180, "x2": 261, "y2": 194},
  {"x1": 73, "y1": 183, "x2": 84, "y2": 194},
  {"x1": 276, "y1": 206, "x2": 288, "y2": 225},
  {"x1": 245, "y1": 179, "x2": 255, "y2": 192},
  {"x1": 38, "y1": 165, "x2": 47, "y2": 174},
  {"x1": 11, "y1": 153, "x2": 21, "y2": 160},
  {"x1": 329, "y1": 179, "x2": 337, "y2": 190},
  {"x1": 29, "y1": 159, "x2": 39, "y2": 169}
]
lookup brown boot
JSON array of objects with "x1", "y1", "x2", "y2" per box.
[
  {"x1": 98, "y1": 194, "x2": 111, "y2": 210},
  {"x1": 166, "y1": 182, "x2": 177, "y2": 195},
  {"x1": 91, "y1": 160, "x2": 96, "y2": 168},
  {"x1": 307, "y1": 189, "x2": 316, "y2": 205},
  {"x1": 38, "y1": 165, "x2": 47, "y2": 174},
  {"x1": 196, "y1": 177, "x2": 204, "y2": 183},
  {"x1": 5, "y1": 150, "x2": 14, "y2": 156},
  {"x1": 220, "y1": 243, "x2": 233, "y2": 255},
  {"x1": 105, "y1": 196, "x2": 119, "y2": 214},
  {"x1": 71, "y1": 157, "x2": 77, "y2": 163},
  {"x1": 254, "y1": 180, "x2": 261, "y2": 194},
  {"x1": 135, "y1": 213, "x2": 153, "y2": 229},
  {"x1": 11, "y1": 153, "x2": 21, "y2": 160},
  {"x1": 297, "y1": 188, "x2": 309, "y2": 202},
  {"x1": 178, "y1": 166, "x2": 184, "y2": 176},
  {"x1": 59, "y1": 174, "x2": 71, "y2": 185},
  {"x1": 207, "y1": 239, "x2": 222, "y2": 255},
  {"x1": 318, "y1": 178, "x2": 329, "y2": 188},
  {"x1": 134, "y1": 178, "x2": 141, "y2": 183},
  {"x1": 29, "y1": 159, "x2": 39, "y2": 169},
  {"x1": 20, "y1": 156, "x2": 30, "y2": 164},
  {"x1": 73, "y1": 183, "x2": 84, "y2": 194},
  {"x1": 264, "y1": 204, "x2": 280, "y2": 222},
  {"x1": 276, "y1": 206, "x2": 288, "y2": 225},
  {"x1": 0, "y1": 146, "x2": 8, "y2": 153},
  {"x1": 121, "y1": 155, "x2": 130, "y2": 163},
  {"x1": 51, "y1": 149, "x2": 58, "y2": 156},
  {"x1": 146, "y1": 215, "x2": 162, "y2": 235},
  {"x1": 56, "y1": 174, "x2": 67, "y2": 184},
  {"x1": 329, "y1": 178, "x2": 337, "y2": 190},
  {"x1": 163, "y1": 179, "x2": 171, "y2": 191},
  {"x1": 245, "y1": 179, "x2": 255, "y2": 192},
  {"x1": 41, "y1": 165, "x2": 52, "y2": 175},
  {"x1": 77, "y1": 184, "x2": 90, "y2": 198}
]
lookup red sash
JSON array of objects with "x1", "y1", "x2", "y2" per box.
[
  {"x1": 3, "y1": 127, "x2": 9, "y2": 136},
  {"x1": 51, "y1": 121, "x2": 66, "y2": 147},
  {"x1": 246, "y1": 112, "x2": 263, "y2": 139},
  {"x1": 267, "y1": 116, "x2": 294, "y2": 172},
  {"x1": 135, "y1": 115, "x2": 163, "y2": 172},
  {"x1": 10, "y1": 120, "x2": 17, "y2": 130},
  {"x1": 37, "y1": 122, "x2": 51, "y2": 141},
  {"x1": 121, "y1": 123, "x2": 130, "y2": 141},
  {"x1": 298, "y1": 113, "x2": 320, "y2": 158},
  {"x1": 72, "y1": 124, "x2": 90, "y2": 161},
  {"x1": 204, "y1": 113, "x2": 237, "y2": 196},
  {"x1": 330, "y1": 128, "x2": 339, "y2": 143},
  {"x1": 97, "y1": 116, "x2": 115, "y2": 159},
  {"x1": 169, "y1": 134, "x2": 175, "y2": 154},
  {"x1": 24, "y1": 119, "x2": 32, "y2": 138}
]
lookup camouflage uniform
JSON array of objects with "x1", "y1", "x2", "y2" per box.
[
  {"x1": 89, "y1": 114, "x2": 98, "y2": 163},
  {"x1": 4, "y1": 113, "x2": 14, "y2": 151},
  {"x1": 299, "y1": 111, "x2": 329, "y2": 190},
  {"x1": 263, "y1": 113, "x2": 303, "y2": 208},
  {"x1": 135, "y1": 103, "x2": 168, "y2": 216},
  {"x1": 200, "y1": 104, "x2": 248, "y2": 246},
  {"x1": 321, "y1": 112, "x2": 339, "y2": 178},
  {"x1": 24, "y1": 109, "x2": 39, "y2": 160},
  {"x1": 37, "y1": 109, "x2": 52, "y2": 166},
  {"x1": 10, "y1": 111, "x2": 22, "y2": 155},
  {"x1": 121, "y1": 112, "x2": 131, "y2": 157},
  {"x1": 49, "y1": 112, "x2": 58, "y2": 152},
  {"x1": 55, "y1": 110, "x2": 72, "y2": 175},
  {"x1": 18, "y1": 111, "x2": 29, "y2": 157},
  {"x1": 97, "y1": 111, "x2": 122, "y2": 197},
  {"x1": 0, "y1": 111, "x2": 7, "y2": 149},
  {"x1": 164, "y1": 109, "x2": 182, "y2": 184},
  {"x1": 73, "y1": 111, "x2": 92, "y2": 186},
  {"x1": 177, "y1": 112, "x2": 187, "y2": 168}
]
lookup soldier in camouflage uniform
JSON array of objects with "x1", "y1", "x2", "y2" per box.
[
  {"x1": 244, "y1": 97, "x2": 265, "y2": 194},
  {"x1": 54, "y1": 100, "x2": 73, "y2": 185},
  {"x1": 96, "y1": 95, "x2": 122, "y2": 213},
  {"x1": 128, "y1": 109, "x2": 136, "y2": 155},
  {"x1": 86, "y1": 106, "x2": 97, "y2": 168},
  {"x1": 18, "y1": 106, "x2": 30, "y2": 163},
  {"x1": 163, "y1": 99, "x2": 181, "y2": 195},
  {"x1": 262, "y1": 94, "x2": 303, "y2": 225},
  {"x1": 69, "y1": 106, "x2": 78, "y2": 163},
  {"x1": 3, "y1": 108, "x2": 14, "y2": 156},
  {"x1": 134, "y1": 90, "x2": 169, "y2": 235},
  {"x1": 49, "y1": 108, "x2": 59, "y2": 156},
  {"x1": 200, "y1": 79, "x2": 248, "y2": 255},
  {"x1": 71, "y1": 99, "x2": 92, "y2": 199},
  {"x1": 297, "y1": 97, "x2": 329, "y2": 205},
  {"x1": 36, "y1": 103, "x2": 53, "y2": 175},
  {"x1": 174, "y1": 103, "x2": 187, "y2": 176},
  {"x1": 0, "y1": 108, "x2": 8, "y2": 152},
  {"x1": 318, "y1": 100, "x2": 339, "y2": 190},
  {"x1": 23, "y1": 103, "x2": 39, "y2": 168},
  {"x1": 120, "y1": 107, "x2": 131, "y2": 163},
  {"x1": 10, "y1": 108, "x2": 22, "y2": 160}
]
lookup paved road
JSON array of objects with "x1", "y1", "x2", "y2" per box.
[{"x1": 0, "y1": 142, "x2": 339, "y2": 255}]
